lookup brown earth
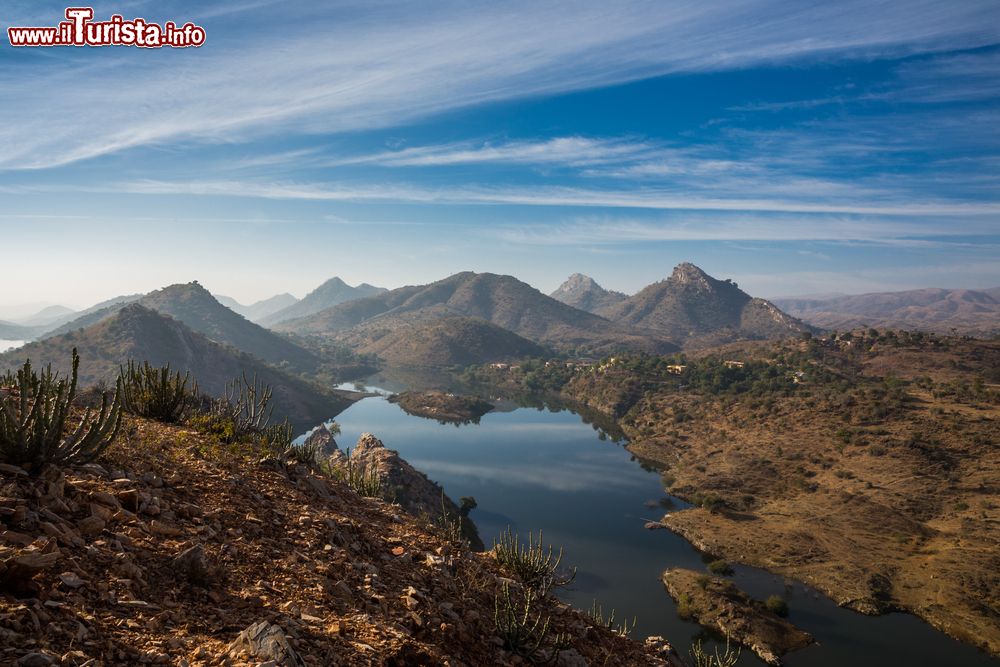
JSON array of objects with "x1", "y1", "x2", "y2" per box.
[
  {"x1": 473, "y1": 331, "x2": 1000, "y2": 656},
  {"x1": 0, "y1": 417, "x2": 677, "y2": 666}
]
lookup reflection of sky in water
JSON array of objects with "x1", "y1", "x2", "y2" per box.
[{"x1": 328, "y1": 389, "x2": 1000, "y2": 667}]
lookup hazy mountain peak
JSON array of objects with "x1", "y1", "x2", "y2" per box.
[
  {"x1": 550, "y1": 273, "x2": 627, "y2": 315},
  {"x1": 260, "y1": 277, "x2": 388, "y2": 327}
]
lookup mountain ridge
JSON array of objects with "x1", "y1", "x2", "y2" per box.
[
  {"x1": 600, "y1": 263, "x2": 816, "y2": 347},
  {"x1": 0, "y1": 303, "x2": 346, "y2": 428},
  {"x1": 773, "y1": 287, "x2": 1000, "y2": 336},
  {"x1": 276, "y1": 271, "x2": 678, "y2": 357},
  {"x1": 261, "y1": 278, "x2": 386, "y2": 327}
]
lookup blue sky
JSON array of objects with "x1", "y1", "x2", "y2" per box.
[{"x1": 1, "y1": 0, "x2": 999, "y2": 309}]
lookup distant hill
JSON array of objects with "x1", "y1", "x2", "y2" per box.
[
  {"x1": 261, "y1": 278, "x2": 386, "y2": 327},
  {"x1": 601, "y1": 263, "x2": 815, "y2": 347},
  {"x1": 15, "y1": 304, "x2": 76, "y2": 327},
  {"x1": 214, "y1": 293, "x2": 298, "y2": 323},
  {"x1": 773, "y1": 288, "x2": 1000, "y2": 336},
  {"x1": 335, "y1": 315, "x2": 548, "y2": 367},
  {"x1": 139, "y1": 282, "x2": 320, "y2": 372},
  {"x1": 0, "y1": 304, "x2": 345, "y2": 429},
  {"x1": 277, "y1": 271, "x2": 678, "y2": 357},
  {"x1": 0, "y1": 320, "x2": 43, "y2": 341},
  {"x1": 549, "y1": 274, "x2": 627, "y2": 314},
  {"x1": 39, "y1": 294, "x2": 144, "y2": 339}
]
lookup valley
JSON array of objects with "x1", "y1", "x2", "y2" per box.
[{"x1": 2, "y1": 265, "x2": 998, "y2": 665}]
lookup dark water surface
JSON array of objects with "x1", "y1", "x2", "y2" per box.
[{"x1": 320, "y1": 381, "x2": 997, "y2": 667}]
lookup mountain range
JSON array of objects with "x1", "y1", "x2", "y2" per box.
[
  {"x1": 274, "y1": 271, "x2": 679, "y2": 358},
  {"x1": 773, "y1": 287, "x2": 1000, "y2": 336},
  {"x1": 260, "y1": 277, "x2": 387, "y2": 327},
  {"x1": 214, "y1": 293, "x2": 298, "y2": 323},
  {"x1": 0, "y1": 304, "x2": 345, "y2": 428}
]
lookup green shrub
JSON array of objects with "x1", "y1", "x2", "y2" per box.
[
  {"x1": 0, "y1": 349, "x2": 121, "y2": 473},
  {"x1": 765, "y1": 594, "x2": 789, "y2": 617},
  {"x1": 707, "y1": 560, "x2": 733, "y2": 576},
  {"x1": 120, "y1": 360, "x2": 197, "y2": 422}
]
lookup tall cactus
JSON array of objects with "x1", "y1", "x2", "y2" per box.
[
  {"x1": 0, "y1": 348, "x2": 122, "y2": 472},
  {"x1": 220, "y1": 371, "x2": 273, "y2": 437},
  {"x1": 119, "y1": 360, "x2": 197, "y2": 423}
]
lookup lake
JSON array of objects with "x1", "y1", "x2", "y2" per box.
[
  {"x1": 319, "y1": 380, "x2": 998, "y2": 666},
  {"x1": 0, "y1": 340, "x2": 26, "y2": 353}
]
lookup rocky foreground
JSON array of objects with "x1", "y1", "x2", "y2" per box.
[{"x1": 0, "y1": 418, "x2": 676, "y2": 666}]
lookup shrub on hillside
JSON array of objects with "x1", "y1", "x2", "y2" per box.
[{"x1": 0, "y1": 348, "x2": 121, "y2": 472}]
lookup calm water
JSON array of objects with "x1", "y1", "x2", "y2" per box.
[
  {"x1": 0, "y1": 339, "x2": 26, "y2": 352},
  {"x1": 320, "y1": 383, "x2": 997, "y2": 667}
]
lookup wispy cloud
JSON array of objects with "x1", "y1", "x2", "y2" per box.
[
  {"x1": 487, "y1": 215, "x2": 998, "y2": 245},
  {"x1": 329, "y1": 137, "x2": 658, "y2": 168},
  {"x1": 2, "y1": 0, "x2": 998, "y2": 169},
  {"x1": 107, "y1": 178, "x2": 1000, "y2": 217}
]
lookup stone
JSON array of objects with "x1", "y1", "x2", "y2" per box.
[
  {"x1": 224, "y1": 621, "x2": 305, "y2": 667},
  {"x1": 58, "y1": 572, "x2": 87, "y2": 589},
  {"x1": 172, "y1": 544, "x2": 211, "y2": 586},
  {"x1": 78, "y1": 516, "x2": 106, "y2": 537},
  {"x1": 17, "y1": 653, "x2": 55, "y2": 667}
]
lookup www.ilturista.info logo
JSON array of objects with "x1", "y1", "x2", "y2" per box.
[{"x1": 7, "y1": 7, "x2": 206, "y2": 48}]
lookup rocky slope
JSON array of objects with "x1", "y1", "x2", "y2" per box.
[
  {"x1": 601, "y1": 263, "x2": 815, "y2": 348},
  {"x1": 0, "y1": 417, "x2": 674, "y2": 666},
  {"x1": 773, "y1": 287, "x2": 1000, "y2": 337},
  {"x1": 549, "y1": 274, "x2": 627, "y2": 314},
  {"x1": 261, "y1": 278, "x2": 386, "y2": 328},
  {"x1": 278, "y1": 272, "x2": 678, "y2": 358},
  {"x1": 0, "y1": 304, "x2": 350, "y2": 430}
]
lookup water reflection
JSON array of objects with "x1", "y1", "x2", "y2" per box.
[{"x1": 323, "y1": 378, "x2": 999, "y2": 667}]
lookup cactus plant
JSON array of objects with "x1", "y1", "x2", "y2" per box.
[
  {"x1": 119, "y1": 360, "x2": 197, "y2": 422},
  {"x1": 0, "y1": 348, "x2": 122, "y2": 472},
  {"x1": 493, "y1": 526, "x2": 576, "y2": 596},
  {"x1": 218, "y1": 372, "x2": 273, "y2": 438},
  {"x1": 493, "y1": 581, "x2": 570, "y2": 664}
]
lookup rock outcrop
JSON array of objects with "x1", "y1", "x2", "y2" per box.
[{"x1": 350, "y1": 433, "x2": 484, "y2": 550}]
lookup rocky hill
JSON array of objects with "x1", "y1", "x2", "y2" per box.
[
  {"x1": 0, "y1": 304, "x2": 348, "y2": 429},
  {"x1": 601, "y1": 263, "x2": 815, "y2": 347},
  {"x1": 333, "y1": 315, "x2": 548, "y2": 367},
  {"x1": 261, "y1": 278, "x2": 386, "y2": 328},
  {"x1": 773, "y1": 287, "x2": 1000, "y2": 337},
  {"x1": 0, "y1": 417, "x2": 674, "y2": 665},
  {"x1": 214, "y1": 293, "x2": 298, "y2": 324},
  {"x1": 550, "y1": 274, "x2": 627, "y2": 314},
  {"x1": 277, "y1": 272, "x2": 677, "y2": 357},
  {"x1": 139, "y1": 283, "x2": 321, "y2": 373}
]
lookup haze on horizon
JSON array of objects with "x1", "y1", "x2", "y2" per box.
[{"x1": 2, "y1": 1, "x2": 999, "y2": 310}]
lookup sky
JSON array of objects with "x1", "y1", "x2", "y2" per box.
[{"x1": 1, "y1": 0, "x2": 999, "y2": 311}]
